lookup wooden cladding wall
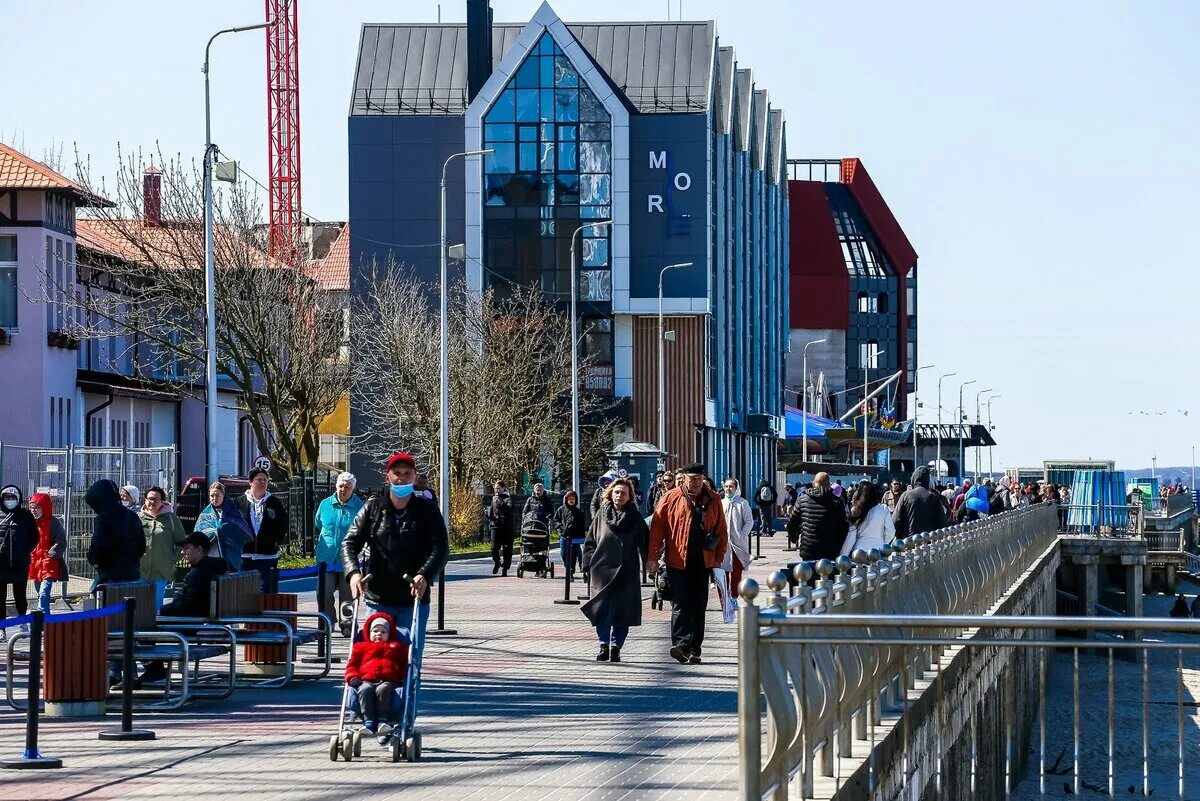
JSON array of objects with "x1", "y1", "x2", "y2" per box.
[{"x1": 632, "y1": 316, "x2": 705, "y2": 470}]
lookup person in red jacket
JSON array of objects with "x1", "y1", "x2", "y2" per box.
[
  {"x1": 344, "y1": 611, "x2": 408, "y2": 739},
  {"x1": 28, "y1": 493, "x2": 68, "y2": 615}
]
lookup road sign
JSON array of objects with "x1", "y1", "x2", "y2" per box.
[{"x1": 253, "y1": 455, "x2": 272, "y2": 474}]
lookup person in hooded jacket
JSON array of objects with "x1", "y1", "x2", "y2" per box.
[
  {"x1": 754, "y1": 480, "x2": 778, "y2": 537},
  {"x1": 553, "y1": 490, "x2": 587, "y2": 581},
  {"x1": 990, "y1": 476, "x2": 1014, "y2": 514},
  {"x1": 893, "y1": 466, "x2": 948, "y2": 541},
  {"x1": 582, "y1": 478, "x2": 649, "y2": 662},
  {"x1": 140, "y1": 485, "x2": 187, "y2": 609},
  {"x1": 590, "y1": 471, "x2": 617, "y2": 519},
  {"x1": 141, "y1": 531, "x2": 228, "y2": 683},
  {"x1": 718, "y1": 478, "x2": 754, "y2": 623},
  {"x1": 485, "y1": 481, "x2": 515, "y2": 576},
  {"x1": 195, "y1": 482, "x2": 252, "y2": 572},
  {"x1": 786, "y1": 472, "x2": 849, "y2": 562},
  {"x1": 841, "y1": 481, "x2": 896, "y2": 557},
  {"x1": 85, "y1": 479, "x2": 145, "y2": 590},
  {"x1": 0, "y1": 485, "x2": 37, "y2": 619},
  {"x1": 28, "y1": 492, "x2": 68, "y2": 614},
  {"x1": 959, "y1": 483, "x2": 991, "y2": 523}
]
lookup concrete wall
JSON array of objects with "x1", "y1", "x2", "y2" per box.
[{"x1": 832, "y1": 541, "x2": 1060, "y2": 801}]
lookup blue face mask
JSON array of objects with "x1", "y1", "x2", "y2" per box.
[{"x1": 390, "y1": 483, "x2": 414, "y2": 500}]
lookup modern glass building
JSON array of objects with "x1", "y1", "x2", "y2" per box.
[{"x1": 348, "y1": 1, "x2": 788, "y2": 488}]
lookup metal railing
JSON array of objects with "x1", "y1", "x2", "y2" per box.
[
  {"x1": 1147, "y1": 529, "x2": 1184, "y2": 552},
  {"x1": 737, "y1": 504, "x2": 1060, "y2": 799},
  {"x1": 1145, "y1": 492, "x2": 1194, "y2": 519},
  {"x1": 1059, "y1": 502, "x2": 1142, "y2": 536}
]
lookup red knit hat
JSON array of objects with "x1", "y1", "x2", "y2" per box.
[{"x1": 385, "y1": 452, "x2": 416, "y2": 471}]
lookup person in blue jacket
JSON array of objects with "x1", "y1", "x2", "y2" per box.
[{"x1": 315, "y1": 472, "x2": 364, "y2": 637}]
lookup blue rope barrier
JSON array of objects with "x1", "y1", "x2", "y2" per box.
[
  {"x1": 44, "y1": 603, "x2": 124, "y2": 624},
  {"x1": 279, "y1": 564, "x2": 322, "y2": 580},
  {"x1": 0, "y1": 614, "x2": 34, "y2": 630}
]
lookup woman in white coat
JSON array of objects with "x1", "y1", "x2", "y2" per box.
[
  {"x1": 840, "y1": 481, "x2": 895, "y2": 557},
  {"x1": 718, "y1": 478, "x2": 755, "y2": 623}
]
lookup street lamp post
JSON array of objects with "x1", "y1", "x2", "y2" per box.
[
  {"x1": 935, "y1": 372, "x2": 956, "y2": 483},
  {"x1": 912, "y1": 364, "x2": 934, "y2": 475},
  {"x1": 568, "y1": 220, "x2": 612, "y2": 496},
  {"x1": 986, "y1": 394, "x2": 1002, "y2": 477},
  {"x1": 657, "y1": 262, "x2": 693, "y2": 454},
  {"x1": 801, "y1": 338, "x2": 827, "y2": 467},
  {"x1": 202, "y1": 19, "x2": 272, "y2": 485},
  {"x1": 973, "y1": 387, "x2": 993, "y2": 479},
  {"x1": 433, "y1": 147, "x2": 492, "y2": 637},
  {"x1": 957, "y1": 379, "x2": 977, "y2": 483},
  {"x1": 863, "y1": 344, "x2": 881, "y2": 470}
]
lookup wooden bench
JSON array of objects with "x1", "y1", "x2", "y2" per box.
[
  {"x1": 99, "y1": 580, "x2": 236, "y2": 709},
  {"x1": 157, "y1": 571, "x2": 331, "y2": 689}
]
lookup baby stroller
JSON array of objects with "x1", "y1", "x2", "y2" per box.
[
  {"x1": 516, "y1": 518, "x2": 555, "y2": 579},
  {"x1": 328, "y1": 575, "x2": 427, "y2": 763}
]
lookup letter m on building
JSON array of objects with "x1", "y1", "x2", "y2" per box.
[{"x1": 649, "y1": 151, "x2": 667, "y2": 170}]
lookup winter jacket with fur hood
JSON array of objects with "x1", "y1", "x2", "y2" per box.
[{"x1": 344, "y1": 612, "x2": 409, "y2": 684}]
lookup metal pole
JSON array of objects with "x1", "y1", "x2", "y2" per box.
[
  {"x1": 433, "y1": 148, "x2": 491, "y2": 638},
  {"x1": 973, "y1": 388, "x2": 992, "y2": 480},
  {"x1": 657, "y1": 262, "x2": 692, "y2": 454},
  {"x1": 98, "y1": 598, "x2": 155, "y2": 741},
  {"x1": 0, "y1": 611, "x2": 61, "y2": 768},
  {"x1": 201, "y1": 20, "x2": 271, "y2": 487},
  {"x1": 987, "y1": 395, "x2": 1001, "y2": 478},
  {"x1": 936, "y1": 372, "x2": 956, "y2": 482},
  {"x1": 801, "y1": 338, "x2": 826, "y2": 468},
  {"x1": 958, "y1": 379, "x2": 976, "y2": 484},
  {"x1": 737, "y1": 580, "x2": 761, "y2": 799},
  {"x1": 569, "y1": 220, "x2": 611, "y2": 496}
]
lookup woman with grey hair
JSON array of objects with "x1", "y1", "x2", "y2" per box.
[{"x1": 315, "y1": 471, "x2": 364, "y2": 636}]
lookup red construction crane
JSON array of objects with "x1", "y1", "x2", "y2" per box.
[{"x1": 265, "y1": 0, "x2": 301, "y2": 267}]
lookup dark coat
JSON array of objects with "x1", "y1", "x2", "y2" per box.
[
  {"x1": 0, "y1": 485, "x2": 37, "y2": 579},
  {"x1": 582, "y1": 504, "x2": 649, "y2": 629},
  {"x1": 160, "y1": 555, "x2": 228, "y2": 617},
  {"x1": 521, "y1": 493, "x2": 553, "y2": 533},
  {"x1": 234, "y1": 492, "x2": 290, "y2": 556},
  {"x1": 85, "y1": 479, "x2": 145, "y2": 583},
  {"x1": 786, "y1": 485, "x2": 848, "y2": 562},
  {"x1": 485, "y1": 493, "x2": 514, "y2": 544},
  {"x1": 552, "y1": 503, "x2": 586, "y2": 541},
  {"x1": 340, "y1": 495, "x2": 449, "y2": 608},
  {"x1": 893, "y1": 467, "x2": 948, "y2": 541},
  {"x1": 755, "y1": 481, "x2": 778, "y2": 508}
]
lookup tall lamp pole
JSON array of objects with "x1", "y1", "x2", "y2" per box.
[
  {"x1": 657, "y1": 262, "x2": 693, "y2": 454},
  {"x1": 985, "y1": 394, "x2": 1002, "y2": 477},
  {"x1": 935, "y1": 372, "x2": 956, "y2": 483},
  {"x1": 973, "y1": 387, "x2": 993, "y2": 480},
  {"x1": 202, "y1": 19, "x2": 272, "y2": 485},
  {"x1": 957, "y1": 379, "x2": 977, "y2": 483},
  {"x1": 801, "y1": 338, "x2": 827, "y2": 467},
  {"x1": 434, "y1": 147, "x2": 492, "y2": 637},
  {"x1": 912, "y1": 363, "x2": 934, "y2": 475},
  {"x1": 863, "y1": 344, "x2": 881, "y2": 470},
  {"x1": 569, "y1": 220, "x2": 612, "y2": 495}
]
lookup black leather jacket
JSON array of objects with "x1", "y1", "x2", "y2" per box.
[{"x1": 340, "y1": 494, "x2": 449, "y2": 608}]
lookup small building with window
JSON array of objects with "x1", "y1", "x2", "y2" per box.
[
  {"x1": 348, "y1": 1, "x2": 789, "y2": 489},
  {"x1": 785, "y1": 158, "x2": 918, "y2": 429}
]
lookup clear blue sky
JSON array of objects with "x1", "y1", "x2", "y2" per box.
[{"x1": 3, "y1": 1, "x2": 1197, "y2": 471}]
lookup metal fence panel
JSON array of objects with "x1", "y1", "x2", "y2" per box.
[{"x1": 0, "y1": 442, "x2": 34, "y2": 497}]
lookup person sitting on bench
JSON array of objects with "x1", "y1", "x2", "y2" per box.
[{"x1": 140, "y1": 531, "x2": 228, "y2": 684}]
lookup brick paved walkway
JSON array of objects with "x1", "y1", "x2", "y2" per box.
[{"x1": 0, "y1": 533, "x2": 796, "y2": 800}]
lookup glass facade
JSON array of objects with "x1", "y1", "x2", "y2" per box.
[{"x1": 481, "y1": 33, "x2": 612, "y2": 316}]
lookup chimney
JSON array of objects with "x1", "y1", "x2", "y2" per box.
[
  {"x1": 466, "y1": 0, "x2": 493, "y2": 103},
  {"x1": 143, "y1": 165, "x2": 162, "y2": 226}
]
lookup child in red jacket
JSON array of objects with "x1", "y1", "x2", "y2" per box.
[{"x1": 344, "y1": 611, "x2": 408, "y2": 739}]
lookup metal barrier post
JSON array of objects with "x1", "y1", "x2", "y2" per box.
[
  {"x1": 553, "y1": 544, "x2": 580, "y2": 605},
  {"x1": 428, "y1": 567, "x2": 457, "y2": 636},
  {"x1": 737, "y1": 578, "x2": 761, "y2": 800},
  {"x1": 1, "y1": 612, "x2": 62, "y2": 769},
  {"x1": 98, "y1": 598, "x2": 155, "y2": 741}
]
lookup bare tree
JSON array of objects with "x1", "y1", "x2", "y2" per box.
[
  {"x1": 353, "y1": 262, "x2": 620, "y2": 521},
  {"x1": 51, "y1": 147, "x2": 345, "y2": 476}
]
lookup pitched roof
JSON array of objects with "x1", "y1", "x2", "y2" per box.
[
  {"x1": 75, "y1": 218, "x2": 272, "y2": 269},
  {"x1": 351, "y1": 20, "x2": 714, "y2": 116},
  {"x1": 0, "y1": 142, "x2": 113, "y2": 206},
  {"x1": 306, "y1": 223, "x2": 349, "y2": 291}
]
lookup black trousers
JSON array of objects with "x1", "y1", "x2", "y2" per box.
[
  {"x1": 0, "y1": 578, "x2": 28, "y2": 617},
  {"x1": 491, "y1": 538, "x2": 513, "y2": 571},
  {"x1": 357, "y1": 680, "x2": 397, "y2": 723},
  {"x1": 668, "y1": 566, "x2": 710, "y2": 655}
]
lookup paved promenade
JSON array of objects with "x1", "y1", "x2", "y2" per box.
[{"x1": 0, "y1": 535, "x2": 793, "y2": 800}]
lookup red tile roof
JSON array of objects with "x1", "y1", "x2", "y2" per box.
[
  {"x1": 0, "y1": 142, "x2": 112, "y2": 206},
  {"x1": 76, "y1": 218, "x2": 272, "y2": 269},
  {"x1": 306, "y1": 223, "x2": 349, "y2": 291}
]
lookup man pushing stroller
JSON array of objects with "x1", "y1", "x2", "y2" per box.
[{"x1": 345, "y1": 611, "x2": 409, "y2": 743}]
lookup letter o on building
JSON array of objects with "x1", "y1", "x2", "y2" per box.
[{"x1": 674, "y1": 172, "x2": 692, "y2": 191}]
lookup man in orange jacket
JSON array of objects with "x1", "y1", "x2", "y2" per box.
[{"x1": 649, "y1": 462, "x2": 729, "y2": 664}]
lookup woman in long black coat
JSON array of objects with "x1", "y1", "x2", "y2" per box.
[{"x1": 581, "y1": 478, "x2": 648, "y2": 663}]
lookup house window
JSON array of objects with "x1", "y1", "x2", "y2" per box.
[
  {"x1": 0, "y1": 235, "x2": 16, "y2": 330},
  {"x1": 877, "y1": 292, "x2": 888, "y2": 314},
  {"x1": 860, "y1": 340, "x2": 880, "y2": 369}
]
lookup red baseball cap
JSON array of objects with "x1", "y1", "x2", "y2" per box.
[{"x1": 385, "y1": 452, "x2": 416, "y2": 471}]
